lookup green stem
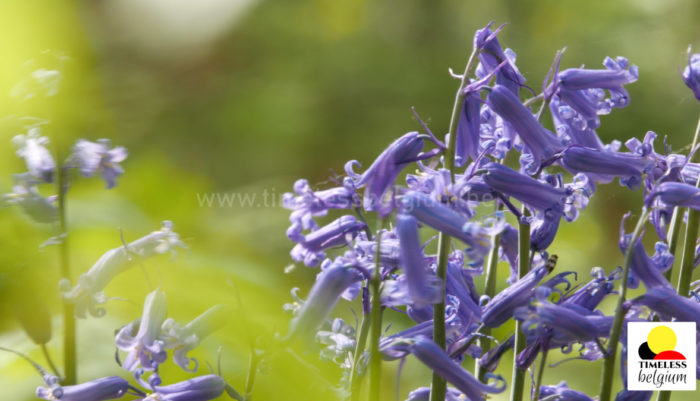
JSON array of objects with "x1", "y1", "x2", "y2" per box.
[
  {"x1": 40, "y1": 344, "x2": 60, "y2": 379},
  {"x1": 430, "y1": 42, "x2": 479, "y2": 401},
  {"x1": 369, "y1": 224, "x2": 384, "y2": 401},
  {"x1": 476, "y1": 205, "x2": 504, "y2": 381},
  {"x1": 57, "y1": 162, "x2": 76, "y2": 385},
  {"x1": 532, "y1": 347, "x2": 549, "y2": 401},
  {"x1": 350, "y1": 297, "x2": 371, "y2": 401},
  {"x1": 676, "y1": 208, "x2": 699, "y2": 297},
  {"x1": 599, "y1": 208, "x2": 650, "y2": 401},
  {"x1": 510, "y1": 217, "x2": 530, "y2": 401},
  {"x1": 663, "y1": 208, "x2": 684, "y2": 281},
  {"x1": 244, "y1": 347, "x2": 259, "y2": 401}
]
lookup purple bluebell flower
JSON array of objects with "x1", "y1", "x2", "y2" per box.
[
  {"x1": 550, "y1": 96, "x2": 605, "y2": 149},
  {"x1": 316, "y1": 318, "x2": 357, "y2": 369},
  {"x1": 560, "y1": 147, "x2": 652, "y2": 189},
  {"x1": 631, "y1": 286, "x2": 700, "y2": 325},
  {"x1": 455, "y1": 90, "x2": 484, "y2": 167},
  {"x1": 161, "y1": 305, "x2": 230, "y2": 372},
  {"x1": 290, "y1": 215, "x2": 366, "y2": 266},
  {"x1": 474, "y1": 22, "x2": 526, "y2": 95},
  {"x1": 36, "y1": 376, "x2": 129, "y2": 401},
  {"x1": 486, "y1": 85, "x2": 565, "y2": 174},
  {"x1": 529, "y1": 210, "x2": 562, "y2": 252},
  {"x1": 682, "y1": 162, "x2": 700, "y2": 185},
  {"x1": 682, "y1": 49, "x2": 700, "y2": 101},
  {"x1": 499, "y1": 224, "x2": 519, "y2": 284},
  {"x1": 60, "y1": 221, "x2": 185, "y2": 318},
  {"x1": 482, "y1": 262, "x2": 572, "y2": 328},
  {"x1": 2, "y1": 173, "x2": 58, "y2": 223},
  {"x1": 12, "y1": 128, "x2": 55, "y2": 183},
  {"x1": 646, "y1": 182, "x2": 700, "y2": 211},
  {"x1": 515, "y1": 298, "x2": 606, "y2": 343},
  {"x1": 615, "y1": 390, "x2": 653, "y2": 401},
  {"x1": 115, "y1": 290, "x2": 168, "y2": 371},
  {"x1": 287, "y1": 264, "x2": 362, "y2": 341},
  {"x1": 478, "y1": 335, "x2": 514, "y2": 373},
  {"x1": 560, "y1": 267, "x2": 618, "y2": 312},
  {"x1": 71, "y1": 139, "x2": 128, "y2": 188},
  {"x1": 539, "y1": 381, "x2": 594, "y2": 401},
  {"x1": 445, "y1": 254, "x2": 483, "y2": 325},
  {"x1": 396, "y1": 213, "x2": 443, "y2": 307},
  {"x1": 400, "y1": 191, "x2": 501, "y2": 264},
  {"x1": 406, "y1": 387, "x2": 466, "y2": 401},
  {"x1": 619, "y1": 215, "x2": 674, "y2": 290},
  {"x1": 482, "y1": 163, "x2": 567, "y2": 213},
  {"x1": 345, "y1": 132, "x2": 435, "y2": 215},
  {"x1": 409, "y1": 337, "x2": 505, "y2": 401},
  {"x1": 138, "y1": 374, "x2": 225, "y2": 401},
  {"x1": 283, "y1": 179, "x2": 358, "y2": 242}
]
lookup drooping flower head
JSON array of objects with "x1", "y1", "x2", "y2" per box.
[
  {"x1": 290, "y1": 215, "x2": 367, "y2": 267},
  {"x1": 36, "y1": 376, "x2": 129, "y2": 401},
  {"x1": 2, "y1": 173, "x2": 58, "y2": 223},
  {"x1": 137, "y1": 374, "x2": 226, "y2": 401},
  {"x1": 646, "y1": 182, "x2": 700, "y2": 211},
  {"x1": 618, "y1": 213, "x2": 674, "y2": 290},
  {"x1": 539, "y1": 381, "x2": 594, "y2": 401},
  {"x1": 115, "y1": 289, "x2": 169, "y2": 372},
  {"x1": 60, "y1": 221, "x2": 185, "y2": 318},
  {"x1": 396, "y1": 212, "x2": 443, "y2": 307},
  {"x1": 71, "y1": 139, "x2": 128, "y2": 189},
  {"x1": 12, "y1": 127, "x2": 55, "y2": 183},
  {"x1": 682, "y1": 48, "x2": 700, "y2": 101}
]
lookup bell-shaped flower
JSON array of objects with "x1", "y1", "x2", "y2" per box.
[
  {"x1": 137, "y1": 374, "x2": 225, "y2": 401},
  {"x1": 474, "y1": 22, "x2": 526, "y2": 95},
  {"x1": 631, "y1": 286, "x2": 700, "y2": 325},
  {"x1": 399, "y1": 191, "x2": 501, "y2": 265},
  {"x1": 12, "y1": 127, "x2": 55, "y2": 183},
  {"x1": 2, "y1": 173, "x2": 58, "y2": 223},
  {"x1": 60, "y1": 221, "x2": 185, "y2": 318},
  {"x1": 283, "y1": 179, "x2": 358, "y2": 242},
  {"x1": 560, "y1": 146, "x2": 652, "y2": 189},
  {"x1": 619, "y1": 215, "x2": 674, "y2": 290},
  {"x1": 37, "y1": 376, "x2": 129, "y2": 401},
  {"x1": 396, "y1": 213, "x2": 443, "y2": 307},
  {"x1": 161, "y1": 304, "x2": 230, "y2": 372},
  {"x1": 682, "y1": 49, "x2": 700, "y2": 101},
  {"x1": 287, "y1": 263, "x2": 363, "y2": 342},
  {"x1": 409, "y1": 336, "x2": 506, "y2": 401},
  {"x1": 290, "y1": 215, "x2": 367, "y2": 267},
  {"x1": 559, "y1": 267, "x2": 618, "y2": 312},
  {"x1": 406, "y1": 386, "x2": 466, "y2": 401},
  {"x1": 345, "y1": 132, "x2": 435, "y2": 215},
  {"x1": 486, "y1": 85, "x2": 565, "y2": 174},
  {"x1": 646, "y1": 182, "x2": 700, "y2": 211},
  {"x1": 115, "y1": 290, "x2": 168, "y2": 371},
  {"x1": 71, "y1": 139, "x2": 128, "y2": 189}
]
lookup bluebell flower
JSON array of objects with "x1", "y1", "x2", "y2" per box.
[
  {"x1": 115, "y1": 289, "x2": 168, "y2": 372},
  {"x1": 60, "y1": 221, "x2": 185, "y2": 318},
  {"x1": 550, "y1": 96, "x2": 605, "y2": 149},
  {"x1": 619, "y1": 214, "x2": 674, "y2": 290},
  {"x1": 455, "y1": 90, "x2": 484, "y2": 167},
  {"x1": 161, "y1": 305, "x2": 230, "y2": 372},
  {"x1": 474, "y1": 22, "x2": 526, "y2": 95},
  {"x1": 283, "y1": 179, "x2": 358, "y2": 242},
  {"x1": 36, "y1": 376, "x2": 129, "y2": 401},
  {"x1": 407, "y1": 165, "x2": 477, "y2": 218},
  {"x1": 498, "y1": 224, "x2": 519, "y2": 284},
  {"x1": 486, "y1": 85, "x2": 565, "y2": 174},
  {"x1": 445, "y1": 253, "x2": 483, "y2": 325},
  {"x1": 138, "y1": 374, "x2": 225, "y2": 401},
  {"x1": 345, "y1": 132, "x2": 435, "y2": 215},
  {"x1": 287, "y1": 264, "x2": 363, "y2": 341},
  {"x1": 539, "y1": 381, "x2": 594, "y2": 401},
  {"x1": 12, "y1": 127, "x2": 55, "y2": 183},
  {"x1": 316, "y1": 318, "x2": 357, "y2": 370},
  {"x1": 560, "y1": 146, "x2": 652, "y2": 189},
  {"x1": 682, "y1": 162, "x2": 700, "y2": 185},
  {"x1": 290, "y1": 215, "x2": 367, "y2": 266},
  {"x1": 400, "y1": 191, "x2": 501, "y2": 265},
  {"x1": 615, "y1": 390, "x2": 652, "y2": 401},
  {"x1": 409, "y1": 337, "x2": 505, "y2": 401},
  {"x1": 515, "y1": 298, "x2": 606, "y2": 343},
  {"x1": 71, "y1": 139, "x2": 128, "y2": 189},
  {"x1": 529, "y1": 209, "x2": 562, "y2": 252},
  {"x1": 559, "y1": 267, "x2": 617, "y2": 312},
  {"x1": 396, "y1": 213, "x2": 443, "y2": 307},
  {"x1": 482, "y1": 262, "x2": 572, "y2": 328},
  {"x1": 2, "y1": 173, "x2": 58, "y2": 223},
  {"x1": 478, "y1": 335, "x2": 514, "y2": 373},
  {"x1": 646, "y1": 182, "x2": 700, "y2": 211},
  {"x1": 632, "y1": 286, "x2": 700, "y2": 325},
  {"x1": 682, "y1": 49, "x2": 700, "y2": 101}
]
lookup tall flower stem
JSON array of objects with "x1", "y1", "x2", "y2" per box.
[
  {"x1": 56, "y1": 160, "x2": 76, "y2": 385},
  {"x1": 599, "y1": 208, "x2": 651, "y2": 401},
  {"x1": 510, "y1": 217, "x2": 531, "y2": 401},
  {"x1": 430, "y1": 43, "x2": 479, "y2": 401},
  {"x1": 476, "y1": 203, "x2": 504, "y2": 381},
  {"x1": 350, "y1": 297, "x2": 371, "y2": 401},
  {"x1": 368, "y1": 221, "x2": 384, "y2": 401},
  {"x1": 656, "y1": 114, "x2": 700, "y2": 401},
  {"x1": 532, "y1": 346, "x2": 549, "y2": 401}
]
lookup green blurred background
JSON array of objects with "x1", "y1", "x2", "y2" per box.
[{"x1": 0, "y1": 0, "x2": 699, "y2": 400}]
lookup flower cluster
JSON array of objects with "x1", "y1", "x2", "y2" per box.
[{"x1": 282, "y1": 21, "x2": 700, "y2": 401}]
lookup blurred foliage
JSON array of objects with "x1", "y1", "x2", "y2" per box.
[{"x1": 0, "y1": 0, "x2": 699, "y2": 400}]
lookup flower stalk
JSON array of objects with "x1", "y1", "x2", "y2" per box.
[
  {"x1": 369, "y1": 221, "x2": 385, "y2": 401},
  {"x1": 599, "y1": 208, "x2": 650, "y2": 401},
  {"x1": 509, "y1": 216, "x2": 530, "y2": 401},
  {"x1": 430, "y1": 43, "x2": 479, "y2": 401}
]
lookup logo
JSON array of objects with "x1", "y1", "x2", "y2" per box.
[{"x1": 627, "y1": 322, "x2": 696, "y2": 391}]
